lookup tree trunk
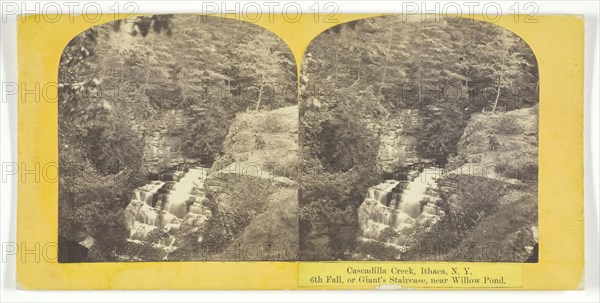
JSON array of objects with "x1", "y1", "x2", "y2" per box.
[
  {"x1": 492, "y1": 80, "x2": 501, "y2": 114},
  {"x1": 492, "y1": 56, "x2": 506, "y2": 115},
  {"x1": 418, "y1": 67, "x2": 422, "y2": 104},
  {"x1": 256, "y1": 80, "x2": 264, "y2": 111}
]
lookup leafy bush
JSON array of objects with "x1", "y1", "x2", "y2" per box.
[
  {"x1": 263, "y1": 160, "x2": 300, "y2": 180},
  {"x1": 83, "y1": 205, "x2": 131, "y2": 262},
  {"x1": 446, "y1": 187, "x2": 537, "y2": 262},
  {"x1": 493, "y1": 115, "x2": 523, "y2": 135},
  {"x1": 299, "y1": 164, "x2": 379, "y2": 260},
  {"x1": 378, "y1": 227, "x2": 400, "y2": 243},
  {"x1": 353, "y1": 240, "x2": 402, "y2": 260},
  {"x1": 224, "y1": 188, "x2": 298, "y2": 261},
  {"x1": 181, "y1": 102, "x2": 232, "y2": 163},
  {"x1": 404, "y1": 175, "x2": 509, "y2": 260},
  {"x1": 119, "y1": 239, "x2": 168, "y2": 262},
  {"x1": 192, "y1": 177, "x2": 275, "y2": 258},
  {"x1": 414, "y1": 102, "x2": 469, "y2": 165},
  {"x1": 495, "y1": 158, "x2": 538, "y2": 182},
  {"x1": 259, "y1": 115, "x2": 285, "y2": 133}
]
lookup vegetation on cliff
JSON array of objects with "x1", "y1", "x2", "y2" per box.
[
  {"x1": 189, "y1": 106, "x2": 300, "y2": 260},
  {"x1": 404, "y1": 107, "x2": 539, "y2": 262},
  {"x1": 58, "y1": 15, "x2": 296, "y2": 261},
  {"x1": 299, "y1": 16, "x2": 538, "y2": 260},
  {"x1": 58, "y1": 14, "x2": 540, "y2": 263}
]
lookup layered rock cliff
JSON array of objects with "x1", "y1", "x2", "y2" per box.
[
  {"x1": 410, "y1": 106, "x2": 539, "y2": 262},
  {"x1": 448, "y1": 105, "x2": 539, "y2": 181},
  {"x1": 376, "y1": 109, "x2": 423, "y2": 174},
  {"x1": 211, "y1": 106, "x2": 299, "y2": 180},
  {"x1": 206, "y1": 106, "x2": 299, "y2": 260},
  {"x1": 142, "y1": 109, "x2": 195, "y2": 175}
]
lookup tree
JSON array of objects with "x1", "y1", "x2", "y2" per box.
[
  {"x1": 234, "y1": 33, "x2": 292, "y2": 111},
  {"x1": 298, "y1": 15, "x2": 539, "y2": 260},
  {"x1": 58, "y1": 16, "x2": 174, "y2": 259},
  {"x1": 469, "y1": 25, "x2": 532, "y2": 114}
]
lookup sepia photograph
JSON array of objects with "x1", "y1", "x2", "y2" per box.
[
  {"x1": 57, "y1": 14, "x2": 541, "y2": 264},
  {"x1": 299, "y1": 16, "x2": 539, "y2": 262},
  {"x1": 57, "y1": 15, "x2": 299, "y2": 262}
]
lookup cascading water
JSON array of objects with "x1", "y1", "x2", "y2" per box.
[
  {"x1": 125, "y1": 166, "x2": 212, "y2": 248},
  {"x1": 166, "y1": 168, "x2": 207, "y2": 219},
  {"x1": 400, "y1": 168, "x2": 438, "y2": 217},
  {"x1": 358, "y1": 167, "x2": 442, "y2": 243}
]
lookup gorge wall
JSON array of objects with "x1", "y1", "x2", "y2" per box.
[
  {"x1": 141, "y1": 107, "x2": 423, "y2": 176},
  {"x1": 356, "y1": 106, "x2": 539, "y2": 262},
  {"x1": 376, "y1": 109, "x2": 423, "y2": 174},
  {"x1": 411, "y1": 106, "x2": 539, "y2": 262},
  {"x1": 206, "y1": 106, "x2": 300, "y2": 260},
  {"x1": 142, "y1": 109, "x2": 191, "y2": 175}
]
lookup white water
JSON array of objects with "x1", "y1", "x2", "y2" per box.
[
  {"x1": 400, "y1": 168, "x2": 438, "y2": 217},
  {"x1": 125, "y1": 166, "x2": 211, "y2": 246},
  {"x1": 359, "y1": 167, "x2": 441, "y2": 240},
  {"x1": 367, "y1": 180, "x2": 400, "y2": 205},
  {"x1": 166, "y1": 168, "x2": 207, "y2": 218}
]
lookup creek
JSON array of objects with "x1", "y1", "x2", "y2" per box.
[
  {"x1": 125, "y1": 165, "x2": 212, "y2": 248},
  {"x1": 359, "y1": 166, "x2": 444, "y2": 245}
]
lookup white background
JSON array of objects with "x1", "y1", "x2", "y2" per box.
[{"x1": 1, "y1": 1, "x2": 598, "y2": 302}]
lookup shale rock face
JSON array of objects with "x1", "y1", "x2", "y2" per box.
[
  {"x1": 376, "y1": 109, "x2": 422, "y2": 174},
  {"x1": 142, "y1": 109, "x2": 190, "y2": 175},
  {"x1": 211, "y1": 106, "x2": 299, "y2": 179},
  {"x1": 431, "y1": 106, "x2": 539, "y2": 262},
  {"x1": 448, "y1": 105, "x2": 539, "y2": 182},
  {"x1": 207, "y1": 106, "x2": 299, "y2": 260}
]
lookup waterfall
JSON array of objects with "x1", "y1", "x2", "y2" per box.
[
  {"x1": 399, "y1": 168, "x2": 438, "y2": 217},
  {"x1": 367, "y1": 180, "x2": 400, "y2": 206},
  {"x1": 358, "y1": 166, "x2": 441, "y2": 242},
  {"x1": 125, "y1": 166, "x2": 211, "y2": 247},
  {"x1": 166, "y1": 168, "x2": 206, "y2": 219}
]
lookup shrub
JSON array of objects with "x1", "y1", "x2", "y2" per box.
[
  {"x1": 263, "y1": 160, "x2": 300, "y2": 180},
  {"x1": 378, "y1": 227, "x2": 400, "y2": 243},
  {"x1": 493, "y1": 115, "x2": 523, "y2": 135},
  {"x1": 354, "y1": 240, "x2": 402, "y2": 260},
  {"x1": 195, "y1": 177, "x2": 275, "y2": 257},
  {"x1": 260, "y1": 115, "x2": 285, "y2": 133},
  {"x1": 495, "y1": 159, "x2": 538, "y2": 182},
  {"x1": 404, "y1": 175, "x2": 509, "y2": 261},
  {"x1": 414, "y1": 102, "x2": 468, "y2": 165},
  {"x1": 224, "y1": 188, "x2": 298, "y2": 261},
  {"x1": 447, "y1": 191, "x2": 538, "y2": 262}
]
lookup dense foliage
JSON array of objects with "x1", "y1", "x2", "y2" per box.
[
  {"x1": 302, "y1": 16, "x2": 538, "y2": 164},
  {"x1": 402, "y1": 175, "x2": 538, "y2": 262},
  {"x1": 299, "y1": 16, "x2": 538, "y2": 259},
  {"x1": 59, "y1": 15, "x2": 539, "y2": 262},
  {"x1": 58, "y1": 15, "x2": 296, "y2": 261}
]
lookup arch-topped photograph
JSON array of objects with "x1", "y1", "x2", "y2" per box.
[
  {"x1": 57, "y1": 15, "x2": 299, "y2": 262},
  {"x1": 299, "y1": 15, "x2": 539, "y2": 262}
]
